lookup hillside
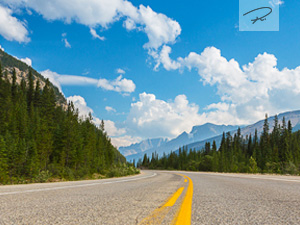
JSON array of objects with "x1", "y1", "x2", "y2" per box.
[
  {"x1": 0, "y1": 48, "x2": 66, "y2": 106},
  {"x1": 0, "y1": 50, "x2": 137, "y2": 184}
]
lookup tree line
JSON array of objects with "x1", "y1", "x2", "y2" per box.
[
  {"x1": 139, "y1": 115, "x2": 300, "y2": 175},
  {"x1": 0, "y1": 64, "x2": 138, "y2": 184}
]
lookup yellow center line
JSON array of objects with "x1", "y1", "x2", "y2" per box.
[
  {"x1": 139, "y1": 186, "x2": 185, "y2": 225},
  {"x1": 173, "y1": 174, "x2": 193, "y2": 225},
  {"x1": 164, "y1": 187, "x2": 184, "y2": 207},
  {"x1": 139, "y1": 173, "x2": 193, "y2": 225}
]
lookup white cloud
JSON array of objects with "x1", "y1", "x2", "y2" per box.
[
  {"x1": 0, "y1": 45, "x2": 4, "y2": 51},
  {"x1": 105, "y1": 106, "x2": 116, "y2": 112},
  {"x1": 123, "y1": 18, "x2": 136, "y2": 30},
  {"x1": 0, "y1": 5, "x2": 29, "y2": 43},
  {"x1": 153, "y1": 45, "x2": 300, "y2": 125},
  {"x1": 41, "y1": 69, "x2": 136, "y2": 94},
  {"x1": 62, "y1": 33, "x2": 71, "y2": 48},
  {"x1": 205, "y1": 102, "x2": 230, "y2": 111},
  {"x1": 135, "y1": 5, "x2": 181, "y2": 49},
  {"x1": 90, "y1": 28, "x2": 105, "y2": 41},
  {"x1": 153, "y1": 45, "x2": 180, "y2": 70},
  {"x1": 116, "y1": 68, "x2": 126, "y2": 74},
  {"x1": 67, "y1": 95, "x2": 93, "y2": 118},
  {"x1": 98, "y1": 75, "x2": 136, "y2": 93},
  {"x1": 41, "y1": 70, "x2": 66, "y2": 93},
  {"x1": 110, "y1": 135, "x2": 142, "y2": 148},
  {"x1": 0, "y1": 0, "x2": 180, "y2": 52},
  {"x1": 126, "y1": 92, "x2": 206, "y2": 138},
  {"x1": 20, "y1": 57, "x2": 32, "y2": 66},
  {"x1": 64, "y1": 39, "x2": 71, "y2": 48},
  {"x1": 13, "y1": 55, "x2": 32, "y2": 67},
  {"x1": 103, "y1": 120, "x2": 126, "y2": 136}
]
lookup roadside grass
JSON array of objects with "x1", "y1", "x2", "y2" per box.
[{"x1": 0, "y1": 163, "x2": 140, "y2": 185}]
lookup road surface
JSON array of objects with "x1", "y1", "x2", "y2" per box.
[{"x1": 1, "y1": 171, "x2": 300, "y2": 224}]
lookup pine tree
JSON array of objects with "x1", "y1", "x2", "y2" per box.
[
  {"x1": 0, "y1": 136, "x2": 8, "y2": 183},
  {"x1": 34, "y1": 80, "x2": 41, "y2": 107},
  {"x1": 11, "y1": 68, "x2": 17, "y2": 101},
  {"x1": 27, "y1": 70, "x2": 34, "y2": 110}
]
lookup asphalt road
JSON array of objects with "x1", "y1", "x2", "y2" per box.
[
  {"x1": 1, "y1": 171, "x2": 300, "y2": 224},
  {"x1": 177, "y1": 171, "x2": 300, "y2": 225},
  {"x1": 0, "y1": 171, "x2": 183, "y2": 225}
]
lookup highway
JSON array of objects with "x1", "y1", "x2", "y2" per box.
[{"x1": 0, "y1": 171, "x2": 300, "y2": 224}]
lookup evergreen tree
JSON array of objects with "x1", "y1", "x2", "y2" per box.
[
  {"x1": 11, "y1": 69, "x2": 17, "y2": 99},
  {"x1": 0, "y1": 136, "x2": 8, "y2": 183},
  {"x1": 27, "y1": 70, "x2": 34, "y2": 109}
]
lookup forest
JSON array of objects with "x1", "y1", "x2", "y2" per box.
[
  {"x1": 0, "y1": 64, "x2": 138, "y2": 184},
  {"x1": 139, "y1": 115, "x2": 300, "y2": 175}
]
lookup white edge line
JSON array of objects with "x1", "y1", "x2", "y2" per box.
[
  {"x1": 0, "y1": 173, "x2": 157, "y2": 196},
  {"x1": 162, "y1": 171, "x2": 300, "y2": 183}
]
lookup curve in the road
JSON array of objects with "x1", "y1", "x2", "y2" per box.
[{"x1": 0, "y1": 172, "x2": 157, "y2": 196}]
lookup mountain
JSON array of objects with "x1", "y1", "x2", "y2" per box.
[
  {"x1": 240, "y1": 110, "x2": 300, "y2": 136},
  {"x1": 119, "y1": 138, "x2": 168, "y2": 156},
  {"x1": 126, "y1": 110, "x2": 300, "y2": 162},
  {"x1": 0, "y1": 48, "x2": 66, "y2": 106},
  {"x1": 178, "y1": 110, "x2": 300, "y2": 154},
  {"x1": 124, "y1": 123, "x2": 239, "y2": 162}
]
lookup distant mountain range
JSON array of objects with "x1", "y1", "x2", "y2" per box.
[
  {"x1": 119, "y1": 138, "x2": 168, "y2": 156},
  {"x1": 122, "y1": 110, "x2": 300, "y2": 162},
  {"x1": 123, "y1": 123, "x2": 239, "y2": 162}
]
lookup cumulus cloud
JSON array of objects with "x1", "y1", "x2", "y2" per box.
[
  {"x1": 153, "y1": 45, "x2": 300, "y2": 125},
  {"x1": 98, "y1": 75, "x2": 136, "y2": 93},
  {"x1": 0, "y1": 0, "x2": 181, "y2": 51},
  {"x1": 0, "y1": 5, "x2": 29, "y2": 43},
  {"x1": 105, "y1": 106, "x2": 117, "y2": 113},
  {"x1": 0, "y1": 45, "x2": 4, "y2": 51},
  {"x1": 205, "y1": 102, "x2": 230, "y2": 111},
  {"x1": 67, "y1": 95, "x2": 94, "y2": 118},
  {"x1": 101, "y1": 120, "x2": 126, "y2": 136},
  {"x1": 90, "y1": 28, "x2": 105, "y2": 41},
  {"x1": 135, "y1": 5, "x2": 181, "y2": 49},
  {"x1": 20, "y1": 57, "x2": 32, "y2": 66},
  {"x1": 41, "y1": 69, "x2": 136, "y2": 94},
  {"x1": 126, "y1": 92, "x2": 206, "y2": 138},
  {"x1": 110, "y1": 135, "x2": 142, "y2": 148}
]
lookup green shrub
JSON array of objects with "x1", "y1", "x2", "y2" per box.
[
  {"x1": 283, "y1": 161, "x2": 298, "y2": 175},
  {"x1": 34, "y1": 170, "x2": 52, "y2": 183}
]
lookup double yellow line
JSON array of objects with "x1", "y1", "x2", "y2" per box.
[
  {"x1": 173, "y1": 175, "x2": 193, "y2": 225},
  {"x1": 139, "y1": 173, "x2": 193, "y2": 225}
]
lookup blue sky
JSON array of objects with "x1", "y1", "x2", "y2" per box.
[{"x1": 1, "y1": 0, "x2": 299, "y2": 147}]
